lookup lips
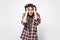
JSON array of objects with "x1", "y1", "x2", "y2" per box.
[{"x1": 30, "y1": 12, "x2": 33, "y2": 14}]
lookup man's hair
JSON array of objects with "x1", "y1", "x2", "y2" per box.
[{"x1": 24, "y1": 3, "x2": 37, "y2": 11}]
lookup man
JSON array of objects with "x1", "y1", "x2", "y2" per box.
[{"x1": 20, "y1": 3, "x2": 41, "y2": 40}]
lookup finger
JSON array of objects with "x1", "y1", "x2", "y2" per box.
[
  {"x1": 33, "y1": 7, "x2": 35, "y2": 11},
  {"x1": 26, "y1": 8, "x2": 28, "y2": 11},
  {"x1": 25, "y1": 8, "x2": 28, "y2": 14}
]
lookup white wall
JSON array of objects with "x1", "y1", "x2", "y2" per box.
[{"x1": 0, "y1": 0, "x2": 60, "y2": 40}]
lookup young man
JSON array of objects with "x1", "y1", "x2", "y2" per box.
[{"x1": 20, "y1": 3, "x2": 41, "y2": 40}]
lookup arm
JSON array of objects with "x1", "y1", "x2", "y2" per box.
[
  {"x1": 21, "y1": 13, "x2": 27, "y2": 26},
  {"x1": 33, "y1": 7, "x2": 41, "y2": 26},
  {"x1": 21, "y1": 8, "x2": 28, "y2": 26},
  {"x1": 34, "y1": 13, "x2": 41, "y2": 26}
]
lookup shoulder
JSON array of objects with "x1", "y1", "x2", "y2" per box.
[{"x1": 36, "y1": 12, "x2": 40, "y2": 17}]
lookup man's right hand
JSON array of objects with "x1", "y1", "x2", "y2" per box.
[
  {"x1": 25, "y1": 8, "x2": 28, "y2": 14},
  {"x1": 23, "y1": 8, "x2": 28, "y2": 23}
]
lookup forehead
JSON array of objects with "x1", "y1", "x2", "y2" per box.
[{"x1": 28, "y1": 7, "x2": 33, "y2": 9}]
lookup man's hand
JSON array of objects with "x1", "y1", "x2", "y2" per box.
[
  {"x1": 33, "y1": 7, "x2": 36, "y2": 13},
  {"x1": 25, "y1": 8, "x2": 28, "y2": 14},
  {"x1": 33, "y1": 7, "x2": 37, "y2": 19},
  {"x1": 23, "y1": 8, "x2": 28, "y2": 23}
]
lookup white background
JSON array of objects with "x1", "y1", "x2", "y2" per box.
[{"x1": 0, "y1": 0, "x2": 60, "y2": 40}]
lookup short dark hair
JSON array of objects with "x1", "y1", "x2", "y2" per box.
[{"x1": 24, "y1": 3, "x2": 37, "y2": 11}]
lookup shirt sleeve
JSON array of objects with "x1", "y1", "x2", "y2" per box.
[
  {"x1": 21, "y1": 13, "x2": 27, "y2": 26},
  {"x1": 34, "y1": 13, "x2": 41, "y2": 26}
]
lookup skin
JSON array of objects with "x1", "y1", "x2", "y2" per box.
[
  {"x1": 23, "y1": 7, "x2": 37, "y2": 23},
  {"x1": 28, "y1": 7, "x2": 34, "y2": 16}
]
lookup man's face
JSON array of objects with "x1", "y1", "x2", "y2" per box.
[{"x1": 28, "y1": 7, "x2": 34, "y2": 16}]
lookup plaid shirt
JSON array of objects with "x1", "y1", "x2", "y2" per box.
[{"x1": 20, "y1": 13, "x2": 41, "y2": 40}]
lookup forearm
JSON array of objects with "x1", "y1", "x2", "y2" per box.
[
  {"x1": 34, "y1": 13, "x2": 41, "y2": 26},
  {"x1": 34, "y1": 13, "x2": 38, "y2": 20},
  {"x1": 23, "y1": 13, "x2": 27, "y2": 23}
]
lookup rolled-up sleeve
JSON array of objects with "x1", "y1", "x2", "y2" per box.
[
  {"x1": 21, "y1": 13, "x2": 27, "y2": 26},
  {"x1": 34, "y1": 13, "x2": 41, "y2": 26}
]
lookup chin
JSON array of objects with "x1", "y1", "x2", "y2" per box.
[{"x1": 29, "y1": 14, "x2": 33, "y2": 16}]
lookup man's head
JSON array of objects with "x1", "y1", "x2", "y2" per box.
[{"x1": 24, "y1": 3, "x2": 37, "y2": 16}]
